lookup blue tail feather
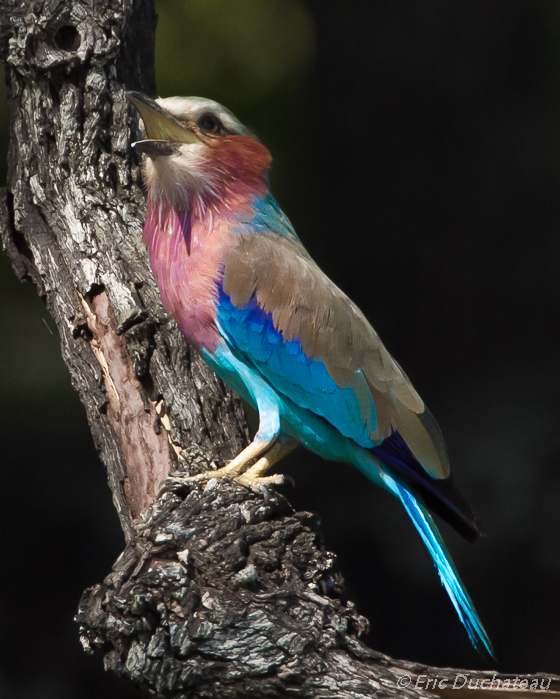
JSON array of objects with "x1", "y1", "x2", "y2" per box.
[
  {"x1": 372, "y1": 431, "x2": 483, "y2": 542},
  {"x1": 381, "y1": 472, "x2": 494, "y2": 660}
]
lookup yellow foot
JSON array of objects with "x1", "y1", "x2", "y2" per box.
[
  {"x1": 235, "y1": 460, "x2": 286, "y2": 490},
  {"x1": 235, "y1": 438, "x2": 298, "y2": 492},
  {"x1": 189, "y1": 439, "x2": 273, "y2": 482},
  {"x1": 158, "y1": 438, "x2": 298, "y2": 497},
  {"x1": 158, "y1": 439, "x2": 275, "y2": 496}
]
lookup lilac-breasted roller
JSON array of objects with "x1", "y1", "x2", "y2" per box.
[{"x1": 127, "y1": 92, "x2": 493, "y2": 659}]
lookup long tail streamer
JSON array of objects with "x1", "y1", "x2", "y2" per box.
[{"x1": 383, "y1": 472, "x2": 494, "y2": 660}]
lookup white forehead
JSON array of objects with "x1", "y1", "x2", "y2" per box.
[{"x1": 156, "y1": 96, "x2": 249, "y2": 136}]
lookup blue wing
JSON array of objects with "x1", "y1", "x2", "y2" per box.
[
  {"x1": 218, "y1": 226, "x2": 483, "y2": 534},
  {"x1": 216, "y1": 281, "x2": 481, "y2": 536},
  {"x1": 220, "y1": 228, "x2": 451, "y2": 476},
  {"x1": 216, "y1": 286, "x2": 378, "y2": 449}
]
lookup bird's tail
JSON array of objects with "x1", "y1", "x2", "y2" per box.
[{"x1": 379, "y1": 470, "x2": 495, "y2": 660}]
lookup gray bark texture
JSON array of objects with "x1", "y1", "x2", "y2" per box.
[{"x1": 1, "y1": 1, "x2": 559, "y2": 697}]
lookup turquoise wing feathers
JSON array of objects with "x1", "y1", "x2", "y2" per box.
[
  {"x1": 217, "y1": 289, "x2": 378, "y2": 448},
  {"x1": 220, "y1": 230, "x2": 449, "y2": 480}
]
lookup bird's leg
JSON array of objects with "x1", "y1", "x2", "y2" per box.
[
  {"x1": 235, "y1": 437, "x2": 298, "y2": 490},
  {"x1": 159, "y1": 368, "x2": 286, "y2": 494},
  {"x1": 183, "y1": 438, "x2": 275, "y2": 484},
  {"x1": 159, "y1": 436, "x2": 297, "y2": 496}
]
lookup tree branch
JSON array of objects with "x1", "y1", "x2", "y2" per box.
[
  {"x1": 0, "y1": 0, "x2": 248, "y2": 541},
  {"x1": 1, "y1": 1, "x2": 558, "y2": 697}
]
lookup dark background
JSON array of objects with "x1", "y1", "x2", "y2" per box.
[{"x1": 1, "y1": 1, "x2": 560, "y2": 696}]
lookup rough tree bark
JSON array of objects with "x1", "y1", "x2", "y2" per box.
[{"x1": 1, "y1": 2, "x2": 558, "y2": 698}]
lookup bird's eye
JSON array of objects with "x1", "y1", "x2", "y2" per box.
[{"x1": 199, "y1": 114, "x2": 222, "y2": 134}]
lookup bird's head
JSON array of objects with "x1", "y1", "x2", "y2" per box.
[{"x1": 127, "y1": 92, "x2": 271, "y2": 214}]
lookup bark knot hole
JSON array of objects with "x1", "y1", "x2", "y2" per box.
[{"x1": 55, "y1": 25, "x2": 81, "y2": 52}]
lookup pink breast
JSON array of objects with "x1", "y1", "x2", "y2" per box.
[{"x1": 143, "y1": 204, "x2": 233, "y2": 352}]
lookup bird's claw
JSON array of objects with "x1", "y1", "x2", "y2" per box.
[
  {"x1": 235, "y1": 471, "x2": 285, "y2": 493},
  {"x1": 176, "y1": 462, "x2": 247, "y2": 487},
  {"x1": 157, "y1": 463, "x2": 249, "y2": 497},
  {"x1": 157, "y1": 439, "x2": 295, "y2": 497},
  {"x1": 232, "y1": 457, "x2": 286, "y2": 492},
  {"x1": 157, "y1": 466, "x2": 286, "y2": 499},
  {"x1": 157, "y1": 475, "x2": 193, "y2": 498}
]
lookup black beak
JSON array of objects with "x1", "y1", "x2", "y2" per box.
[{"x1": 132, "y1": 140, "x2": 179, "y2": 158}]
